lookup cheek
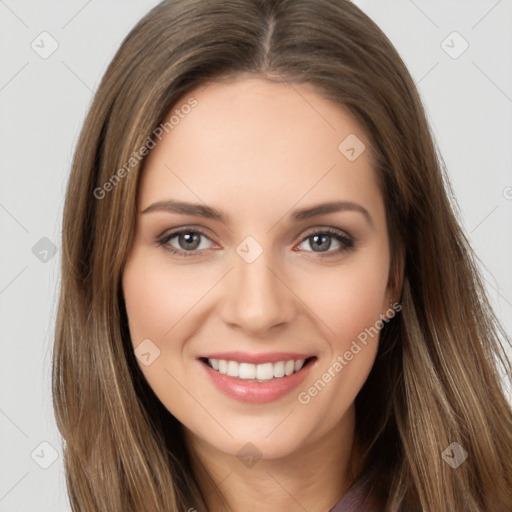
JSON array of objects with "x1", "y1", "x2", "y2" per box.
[
  {"x1": 307, "y1": 242, "x2": 390, "y2": 353},
  {"x1": 122, "y1": 267, "x2": 169, "y2": 344},
  {"x1": 121, "y1": 249, "x2": 218, "y2": 398},
  {"x1": 122, "y1": 250, "x2": 206, "y2": 343},
  {"x1": 121, "y1": 253, "x2": 195, "y2": 415},
  {"x1": 293, "y1": 244, "x2": 389, "y2": 421}
]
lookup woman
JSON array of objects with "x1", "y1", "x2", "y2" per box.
[{"x1": 52, "y1": 0, "x2": 512, "y2": 510}]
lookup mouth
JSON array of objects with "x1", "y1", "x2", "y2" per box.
[{"x1": 199, "y1": 356, "x2": 317, "y2": 382}]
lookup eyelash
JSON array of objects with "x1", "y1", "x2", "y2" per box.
[{"x1": 156, "y1": 226, "x2": 355, "y2": 259}]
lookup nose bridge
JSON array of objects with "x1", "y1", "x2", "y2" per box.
[{"x1": 220, "y1": 239, "x2": 296, "y2": 333}]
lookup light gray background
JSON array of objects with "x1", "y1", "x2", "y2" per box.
[{"x1": 1, "y1": 1, "x2": 511, "y2": 510}]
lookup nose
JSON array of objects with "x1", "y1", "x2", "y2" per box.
[{"x1": 219, "y1": 249, "x2": 297, "y2": 335}]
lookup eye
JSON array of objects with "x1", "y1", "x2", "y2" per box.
[
  {"x1": 156, "y1": 226, "x2": 354, "y2": 258},
  {"x1": 296, "y1": 227, "x2": 354, "y2": 257},
  {"x1": 157, "y1": 228, "x2": 215, "y2": 257}
]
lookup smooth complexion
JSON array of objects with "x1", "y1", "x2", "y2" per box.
[{"x1": 122, "y1": 76, "x2": 395, "y2": 512}]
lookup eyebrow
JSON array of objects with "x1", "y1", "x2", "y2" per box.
[{"x1": 141, "y1": 199, "x2": 373, "y2": 226}]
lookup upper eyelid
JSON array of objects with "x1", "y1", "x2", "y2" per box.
[
  {"x1": 158, "y1": 225, "x2": 353, "y2": 248},
  {"x1": 159, "y1": 226, "x2": 216, "y2": 243}
]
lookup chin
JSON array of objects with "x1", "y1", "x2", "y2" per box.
[{"x1": 186, "y1": 409, "x2": 326, "y2": 462}]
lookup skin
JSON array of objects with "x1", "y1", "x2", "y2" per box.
[{"x1": 122, "y1": 75, "x2": 397, "y2": 512}]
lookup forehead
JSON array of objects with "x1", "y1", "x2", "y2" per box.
[{"x1": 138, "y1": 77, "x2": 384, "y2": 227}]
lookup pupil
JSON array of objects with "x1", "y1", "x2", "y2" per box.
[
  {"x1": 180, "y1": 232, "x2": 200, "y2": 250},
  {"x1": 311, "y1": 234, "x2": 330, "y2": 252}
]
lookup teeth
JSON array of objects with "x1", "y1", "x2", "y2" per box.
[
  {"x1": 226, "y1": 360, "x2": 239, "y2": 377},
  {"x1": 256, "y1": 362, "x2": 273, "y2": 380},
  {"x1": 207, "y1": 358, "x2": 306, "y2": 381},
  {"x1": 273, "y1": 361, "x2": 285, "y2": 378},
  {"x1": 239, "y1": 362, "x2": 256, "y2": 379}
]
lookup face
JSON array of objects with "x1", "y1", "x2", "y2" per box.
[{"x1": 122, "y1": 76, "x2": 394, "y2": 462}]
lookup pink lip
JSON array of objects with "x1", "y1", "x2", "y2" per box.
[
  {"x1": 197, "y1": 351, "x2": 314, "y2": 364},
  {"x1": 199, "y1": 357, "x2": 316, "y2": 404}
]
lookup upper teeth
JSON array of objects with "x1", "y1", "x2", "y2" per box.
[{"x1": 208, "y1": 358, "x2": 306, "y2": 380}]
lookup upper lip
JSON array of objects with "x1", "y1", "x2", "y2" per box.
[{"x1": 198, "y1": 351, "x2": 315, "y2": 364}]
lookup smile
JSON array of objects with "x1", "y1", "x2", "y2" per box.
[
  {"x1": 204, "y1": 357, "x2": 314, "y2": 381},
  {"x1": 198, "y1": 353, "x2": 317, "y2": 403}
]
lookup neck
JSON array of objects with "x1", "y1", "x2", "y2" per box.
[{"x1": 184, "y1": 405, "x2": 361, "y2": 512}]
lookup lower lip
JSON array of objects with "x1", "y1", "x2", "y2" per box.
[{"x1": 200, "y1": 359, "x2": 315, "y2": 404}]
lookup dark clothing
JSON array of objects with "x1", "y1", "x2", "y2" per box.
[{"x1": 329, "y1": 478, "x2": 381, "y2": 512}]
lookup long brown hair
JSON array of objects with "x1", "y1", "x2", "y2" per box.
[{"x1": 52, "y1": 0, "x2": 512, "y2": 510}]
